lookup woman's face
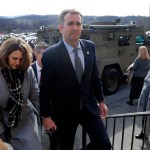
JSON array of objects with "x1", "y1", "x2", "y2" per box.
[{"x1": 8, "y1": 50, "x2": 23, "y2": 70}]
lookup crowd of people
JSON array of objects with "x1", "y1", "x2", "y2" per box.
[
  {"x1": 126, "y1": 45, "x2": 150, "y2": 140},
  {"x1": 127, "y1": 46, "x2": 150, "y2": 105},
  {"x1": 0, "y1": 9, "x2": 111, "y2": 150},
  {"x1": 0, "y1": 8, "x2": 150, "y2": 150}
]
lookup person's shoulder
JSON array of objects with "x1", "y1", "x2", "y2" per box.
[
  {"x1": 31, "y1": 61, "x2": 36, "y2": 66},
  {"x1": 46, "y1": 41, "x2": 62, "y2": 53},
  {"x1": 43, "y1": 41, "x2": 64, "y2": 59},
  {"x1": 80, "y1": 39, "x2": 95, "y2": 51},
  {"x1": 146, "y1": 70, "x2": 150, "y2": 76},
  {"x1": 134, "y1": 57, "x2": 140, "y2": 62},
  {"x1": 144, "y1": 70, "x2": 150, "y2": 85},
  {"x1": 26, "y1": 66, "x2": 35, "y2": 75},
  {"x1": 80, "y1": 39, "x2": 95, "y2": 45}
]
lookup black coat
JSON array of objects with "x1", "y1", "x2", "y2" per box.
[{"x1": 39, "y1": 40, "x2": 104, "y2": 118}]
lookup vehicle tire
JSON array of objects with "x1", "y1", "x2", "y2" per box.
[{"x1": 102, "y1": 68, "x2": 121, "y2": 95}]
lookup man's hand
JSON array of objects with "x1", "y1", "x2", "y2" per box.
[
  {"x1": 42, "y1": 117, "x2": 57, "y2": 131},
  {"x1": 98, "y1": 101, "x2": 108, "y2": 118}
]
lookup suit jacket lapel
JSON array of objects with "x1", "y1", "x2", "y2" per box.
[{"x1": 80, "y1": 40, "x2": 91, "y2": 79}]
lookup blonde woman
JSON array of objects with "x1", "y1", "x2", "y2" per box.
[{"x1": 127, "y1": 46, "x2": 150, "y2": 105}]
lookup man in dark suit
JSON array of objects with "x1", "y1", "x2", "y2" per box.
[
  {"x1": 31, "y1": 41, "x2": 48, "y2": 85},
  {"x1": 39, "y1": 9, "x2": 111, "y2": 150}
]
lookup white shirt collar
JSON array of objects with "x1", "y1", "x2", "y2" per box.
[
  {"x1": 63, "y1": 40, "x2": 82, "y2": 55},
  {"x1": 35, "y1": 61, "x2": 42, "y2": 71}
]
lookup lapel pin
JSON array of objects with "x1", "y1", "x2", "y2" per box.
[{"x1": 87, "y1": 51, "x2": 89, "y2": 55}]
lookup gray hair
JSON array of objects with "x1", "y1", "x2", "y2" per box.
[{"x1": 35, "y1": 41, "x2": 49, "y2": 53}]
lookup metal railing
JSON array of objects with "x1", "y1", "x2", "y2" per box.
[{"x1": 82, "y1": 111, "x2": 150, "y2": 150}]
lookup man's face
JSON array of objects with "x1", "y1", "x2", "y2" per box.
[
  {"x1": 59, "y1": 13, "x2": 83, "y2": 47},
  {"x1": 35, "y1": 49, "x2": 45, "y2": 67}
]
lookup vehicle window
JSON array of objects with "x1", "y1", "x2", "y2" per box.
[
  {"x1": 135, "y1": 35, "x2": 145, "y2": 45},
  {"x1": 118, "y1": 35, "x2": 130, "y2": 46}
]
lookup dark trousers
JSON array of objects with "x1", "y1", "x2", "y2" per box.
[
  {"x1": 50, "y1": 107, "x2": 111, "y2": 150},
  {"x1": 129, "y1": 76, "x2": 144, "y2": 100}
]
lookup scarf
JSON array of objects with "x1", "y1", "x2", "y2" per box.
[{"x1": 1, "y1": 68, "x2": 24, "y2": 128}]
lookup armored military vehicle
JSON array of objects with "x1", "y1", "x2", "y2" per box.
[{"x1": 37, "y1": 21, "x2": 149, "y2": 95}]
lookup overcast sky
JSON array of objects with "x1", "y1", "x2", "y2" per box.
[{"x1": 1, "y1": 0, "x2": 150, "y2": 17}]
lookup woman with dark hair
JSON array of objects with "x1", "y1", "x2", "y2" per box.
[{"x1": 0, "y1": 37, "x2": 43, "y2": 150}]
